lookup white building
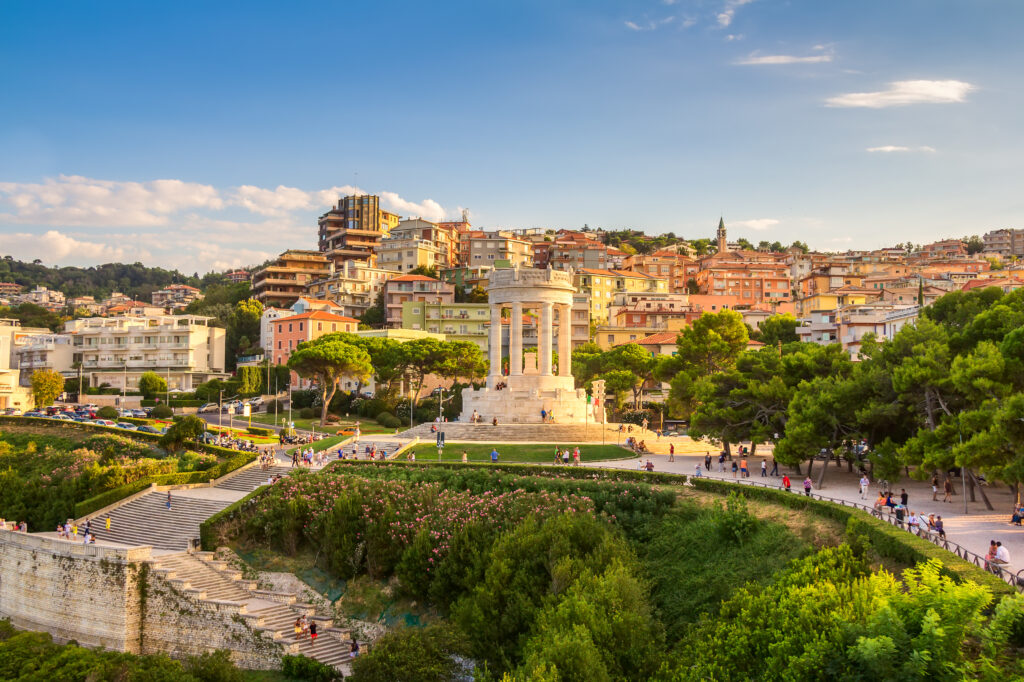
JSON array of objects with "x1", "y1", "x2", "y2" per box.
[
  {"x1": 66, "y1": 314, "x2": 227, "y2": 392},
  {"x1": 16, "y1": 334, "x2": 75, "y2": 387},
  {"x1": 304, "y1": 261, "x2": 400, "y2": 319},
  {"x1": 0, "y1": 319, "x2": 53, "y2": 409},
  {"x1": 18, "y1": 286, "x2": 65, "y2": 310},
  {"x1": 260, "y1": 308, "x2": 289, "y2": 358}
]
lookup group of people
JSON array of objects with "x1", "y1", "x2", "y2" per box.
[
  {"x1": 870, "y1": 487, "x2": 948, "y2": 539},
  {"x1": 540, "y1": 409, "x2": 555, "y2": 423},
  {"x1": 211, "y1": 434, "x2": 262, "y2": 452},
  {"x1": 257, "y1": 450, "x2": 278, "y2": 470},
  {"x1": 636, "y1": 459, "x2": 655, "y2": 472},
  {"x1": 0, "y1": 519, "x2": 28, "y2": 532},
  {"x1": 291, "y1": 446, "x2": 328, "y2": 468},
  {"x1": 986, "y1": 540, "x2": 1012, "y2": 572},
  {"x1": 292, "y1": 615, "x2": 318, "y2": 644},
  {"x1": 56, "y1": 518, "x2": 103, "y2": 544},
  {"x1": 552, "y1": 447, "x2": 581, "y2": 466},
  {"x1": 625, "y1": 437, "x2": 649, "y2": 454}
]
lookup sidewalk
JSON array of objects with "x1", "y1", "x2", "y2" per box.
[{"x1": 585, "y1": 446, "x2": 1024, "y2": 576}]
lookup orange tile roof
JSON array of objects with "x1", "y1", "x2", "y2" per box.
[
  {"x1": 276, "y1": 311, "x2": 359, "y2": 323},
  {"x1": 634, "y1": 332, "x2": 680, "y2": 345},
  {"x1": 390, "y1": 274, "x2": 440, "y2": 282}
]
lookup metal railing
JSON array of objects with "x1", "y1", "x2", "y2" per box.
[{"x1": 686, "y1": 472, "x2": 1024, "y2": 592}]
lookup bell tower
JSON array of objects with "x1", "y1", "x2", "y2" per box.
[{"x1": 716, "y1": 217, "x2": 728, "y2": 253}]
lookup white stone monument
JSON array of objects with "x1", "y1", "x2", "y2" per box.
[{"x1": 460, "y1": 267, "x2": 602, "y2": 424}]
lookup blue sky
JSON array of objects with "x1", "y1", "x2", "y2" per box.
[{"x1": 1, "y1": 0, "x2": 1021, "y2": 271}]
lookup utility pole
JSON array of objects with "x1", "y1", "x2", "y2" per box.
[{"x1": 218, "y1": 389, "x2": 223, "y2": 429}]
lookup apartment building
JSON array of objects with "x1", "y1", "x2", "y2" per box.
[
  {"x1": 151, "y1": 284, "x2": 203, "y2": 310},
  {"x1": 795, "y1": 288, "x2": 878, "y2": 317},
  {"x1": 383, "y1": 275, "x2": 455, "y2": 328},
  {"x1": 381, "y1": 218, "x2": 459, "y2": 270},
  {"x1": 251, "y1": 250, "x2": 331, "y2": 308},
  {"x1": 317, "y1": 194, "x2": 400, "y2": 265},
  {"x1": 270, "y1": 310, "x2": 360, "y2": 387},
  {"x1": 462, "y1": 230, "x2": 533, "y2": 268},
  {"x1": 920, "y1": 239, "x2": 967, "y2": 259},
  {"x1": 66, "y1": 314, "x2": 227, "y2": 392},
  {"x1": 547, "y1": 233, "x2": 609, "y2": 272},
  {"x1": 401, "y1": 301, "x2": 490, "y2": 351},
  {"x1": 68, "y1": 296, "x2": 104, "y2": 315},
  {"x1": 225, "y1": 270, "x2": 250, "y2": 284},
  {"x1": 0, "y1": 283, "x2": 22, "y2": 297},
  {"x1": 259, "y1": 308, "x2": 289, "y2": 357},
  {"x1": 377, "y1": 230, "x2": 446, "y2": 274},
  {"x1": 608, "y1": 292, "x2": 701, "y2": 329},
  {"x1": 304, "y1": 260, "x2": 400, "y2": 319},
  {"x1": 574, "y1": 269, "x2": 669, "y2": 323},
  {"x1": 18, "y1": 286, "x2": 65, "y2": 311},
  {"x1": 0, "y1": 319, "x2": 53, "y2": 409},
  {"x1": 15, "y1": 334, "x2": 75, "y2": 386},
  {"x1": 879, "y1": 285, "x2": 947, "y2": 307},
  {"x1": 439, "y1": 265, "x2": 492, "y2": 294},
  {"x1": 796, "y1": 266, "x2": 864, "y2": 297},
  {"x1": 624, "y1": 251, "x2": 700, "y2": 294},
  {"x1": 837, "y1": 304, "x2": 920, "y2": 358}
]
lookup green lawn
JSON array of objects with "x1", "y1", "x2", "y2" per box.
[
  {"x1": 408, "y1": 443, "x2": 634, "y2": 463},
  {"x1": 246, "y1": 412, "x2": 394, "y2": 434}
]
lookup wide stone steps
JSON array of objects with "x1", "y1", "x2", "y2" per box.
[
  {"x1": 247, "y1": 603, "x2": 353, "y2": 668},
  {"x1": 151, "y1": 553, "x2": 253, "y2": 602},
  {"x1": 216, "y1": 465, "x2": 293, "y2": 492},
  {"x1": 90, "y1": 492, "x2": 230, "y2": 550},
  {"x1": 402, "y1": 422, "x2": 625, "y2": 443},
  {"x1": 330, "y1": 438, "x2": 407, "y2": 460}
]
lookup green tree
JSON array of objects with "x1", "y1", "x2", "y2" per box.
[
  {"x1": 359, "y1": 291, "x2": 386, "y2": 328},
  {"x1": 137, "y1": 371, "x2": 167, "y2": 399},
  {"x1": 288, "y1": 335, "x2": 372, "y2": 425},
  {"x1": 30, "y1": 369, "x2": 64, "y2": 408},
  {"x1": 349, "y1": 624, "x2": 469, "y2": 682},
  {"x1": 600, "y1": 343, "x2": 656, "y2": 409},
  {"x1": 158, "y1": 415, "x2": 206, "y2": 453},
  {"x1": 436, "y1": 340, "x2": 487, "y2": 388},
  {"x1": 398, "y1": 337, "x2": 447, "y2": 409},
  {"x1": 466, "y1": 286, "x2": 489, "y2": 303},
  {"x1": 225, "y1": 297, "x2": 263, "y2": 368},
  {"x1": 238, "y1": 365, "x2": 262, "y2": 395},
  {"x1": 751, "y1": 313, "x2": 799, "y2": 346}
]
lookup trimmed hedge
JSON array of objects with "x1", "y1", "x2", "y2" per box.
[
  {"x1": 141, "y1": 399, "x2": 203, "y2": 407},
  {"x1": 200, "y1": 484, "x2": 268, "y2": 550},
  {"x1": 246, "y1": 426, "x2": 273, "y2": 437},
  {"x1": 689, "y1": 477, "x2": 1015, "y2": 597},
  {"x1": 74, "y1": 479, "x2": 154, "y2": 518},
  {"x1": 322, "y1": 459, "x2": 689, "y2": 486}
]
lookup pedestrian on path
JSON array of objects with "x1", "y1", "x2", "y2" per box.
[
  {"x1": 105, "y1": 517, "x2": 111, "y2": 532},
  {"x1": 740, "y1": 458, "x2": 748, "y2": 477},
  {"x1": 695, "y1": 463, "x2": 702, "y2": 478},
  {"x1": 291, "y1": 450, "x2": 298, "y2": 468},
  {"x1": 309, "y1": 621, "x2": 317, "y2": 645},
  {"x1": 166, "y1": 491, "x2": 171, "y2": 510},
  {"x1": 769, "y1": 458, "x2": 778, "y2": 476},
  {"x1": 803, "y1": 477, "x2": 812, "y2": 496},
  {"x1": 731, "y1": 460, "x2": 739, "y2": 478},
  {"x1": 760, "y1": 460, "x2": 767, "y2": 477},
  {"x1": 668, "y1": 443, "x2": 675, "y2": 462},
  {"x1": 704, "y1": 453, "x2": 711, "y2": 472},
  {"x1": 935, "y1": 516, "x2": 946, "y2": 539},
  {"x1": 719, "y1": 452, "x2": 726, "y2": 472},
  {"x1": 943, "y1": 477, "x2": 953, "y2": 503},
  {"x1": 931, "y1": 474, "x2": 939, "y2": 501},
  {"x1": 859, "y1": 474, "x2": 870, "y2": 500},
  {"x1": 782, "y1": 474, "x2": 791, "y2": 492},
  {"x1": 900, "y1": 488, "x2": 909, "y2": 507}
]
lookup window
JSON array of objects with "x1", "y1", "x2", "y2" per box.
[
  {"x1": 332, "y1": 323, "x2": 337, "y2": 331},
  {"x1": 277, "y1": 341, "x2": 282, "y2": 349},
  {"x1": 608, "y1": 335, "x2": 615, "y2": 342},
  {"x1": 288, "y1": 323, "x2": 293, "y2": 332},
  {"x1": 317, "y1": 323, "x2": 322, "y2": 331}
]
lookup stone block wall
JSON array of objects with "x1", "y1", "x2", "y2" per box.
[{"x1": 0, "y1": 529, "x2": 148, "y2": 652}]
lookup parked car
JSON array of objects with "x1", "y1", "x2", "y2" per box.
[
  {"x1": 52, "y1": 414, "x2": 75, "y2": 421},
  {"x1": 92, "y1": 419, "x2": 116, "y2": 427},
  {"x1": 115, "y1": 422, "x2": 138, "y2": 430},
  {"x1": 136, "y1": 425, "x2": 161, "y2": 434},
  {"x1": 131, "y1": 409, "x2": 147, "y2": 418},
  {"x1": 73, "y1": 416, "x2": 92, "y2": 423},
  {"x1": 199, "y1": 403, "x2": 218, "y2": 413},
  {"x1": 23, "y1": 411, "x2": 44, "y2": 418}
]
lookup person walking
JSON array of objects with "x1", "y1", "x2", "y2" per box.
[
  {"x1": 740, "y1": 458, "x2": 748, "y2": 478},
  {"x1": 782, "y1": 474, "x2": 791, "y2": 492},
  {"x1": 704, "y1": 453, "x2": 711, "y2": 472},
  {"x1": 859, "y1": 474, "x2": 870, "y2": 500},
  {"x1": 105, "y1": 516, "x2": 111, "y2": 532},
  {"x1": 166, "y1": 491, "x2": 171, "y2": 510},
  {"x1": 931, "y1": 473, "x2": 939, "y2": 501},
  {"x1": 695, "y1": 463, "x2": 702, "y2": 478},
  {"x1": 490, "y1": 448, "x2": 499, "y2": 464},
  {"x1": 719, "y1": 452, "x2": 726, "y2": 472},
  {"x1": 461, "y1": 450, "x2": 468, "y2": 463},
  {"x1": 769, "y1": 457, "x2": 779, "y2": 476},
  {"x1": 309, "y1": 621, "x2": 317, "y2": 645},
  {"x1": 803, "y1": 477, "x2": 813, "y2": 496},
  {"x1": 900, "y1": 488, "x2": 909, "y2": 507},
  {"x1": 291, "y1": 449, "x2": 299, "y2": 468},
  {"x1": 760, "y1": 460, "x2": 767, "y2": 477},
  {"x1": 943, "y1": 477, "x2": 953, "y2": 503},
  {"x1": 731, "y1": 460, "x2": 739, "y2": 478},
  {"x1": 668, "y1": 443, "x2": 675, "y2": 462}
]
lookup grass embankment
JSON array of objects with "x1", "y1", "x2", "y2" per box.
[{"x1": 408, "y1": 442, "x2": 634, "y2": 463}]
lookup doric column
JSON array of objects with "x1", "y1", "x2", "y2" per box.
[
  {"x1": 510, "y1": 302, "x2": 523, "y2": 376},
  {"x1": 559, "y1": 303, "x2": 573, "y2": 376},
  {"x1": 488, "y1": 304, "x2": 501, "y2": 388},
  {"x1": 540, "y1": 301, "x2": 553, "y2": 375}
]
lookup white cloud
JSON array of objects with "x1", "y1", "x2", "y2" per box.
[
  {"x1": 737, "y1": 52, "x2": 833, "y2": 65},
  {"x1": 624, "y1": 16, "x2": 675, "y2": 31},
  {"x1": 826, "y1": 79, "x2": 975, "y2": 108},
  {"x1": 0, "y1": 175, "x2": 222, "y2": 227},
  {"x1": 725, "y1": 33, "x2": 743, "y2": 42},
  {"x1": 682, "y1": 16, "x2": 697, "y2": 28},
  {"x1": 0, "y1": 229, "x2": 131, "y2": 263},
  {"x1": 230, "y1": 184, "x2": 316, "y2": 216},
  {"x1": 866, "y1": 145, "x2": 937, "y2": 153},
  {"x1": 380, "y1": 192, "x2": 446, "y2": 222},
  {"x1": 717, "y1": 0, "x2": 755, "y2": 27},
  {"x1": 732, "y1": 218, "x2": 779, "y2": 231}
]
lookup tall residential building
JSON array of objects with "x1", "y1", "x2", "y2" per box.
[
  {"x1": 376, "y1": 218, "x2": 458, "y2": 273},
  {"x1": 383, "y1": 275, "x2": 455, "y2": 328},
  {"x1": 401, "y1": 301, "x2": 490, "y2": 351},
  {"x1": 251, "y1": 250, "x2": 331, "y2": 308},
  {"x1": 573, "y1": 269, "x2": 669, "y2": 323},
  {"x1": 982, "y1": 229, "x2": 1024, "y2": 258},
  {"x1": 259, "y1": 307, "x2": 289, "y2": 358},
  {"x1": 547, "y1": 232, "x2": 609, "y2": 271},
  {"x1": 461, "y1": 230, "x2": 533, "y2": 269},
  {"x1": 317, "y1": 194, "x2": 400, "y2": 265},
  {"x1": 624, "y1": 251, "x2": 700, "y2": 294},
  {"x1": 16, "y1": 334, "x2": 75, "y2": 387},
  {"x1": 0, "y1": 283, "x2": 22, "y2": 297},
  {"x1": 18, "y1": 286, "x2": 65, "y2": 311},
  {"x1": 65, "y1": 314, "x2": 227, "y2": 392},
  {"x1": 270, "y1": 310, "x2": 360, "y2": 387},
  {"x1": 304, "y1": 260, "x2": 400, "y2": 319}
]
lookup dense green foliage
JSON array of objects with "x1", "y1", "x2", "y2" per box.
[{"x1": 0, "y1": 256, "x2": 209, "y2": 301}]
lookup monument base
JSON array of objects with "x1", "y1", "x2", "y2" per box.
[{"x1": 460, "y1": 376, "x2": 599, "y2": 424}]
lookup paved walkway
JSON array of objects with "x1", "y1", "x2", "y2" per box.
[{"x1": 585, "y1": 441, "x2": 1024, "y2": 576}]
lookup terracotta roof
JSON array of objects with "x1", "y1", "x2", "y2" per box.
[
  {"x1": 961, "y1": 277, "x2": 1024, "y2": 291},
  {"x1": 747, "y1": 340, "x2": 766, "y2": 347},
  {"x1": 390, "y1": 274, "x2": 441, "y2": 282},
  {"x1": 634, "y1": 332, "x2": 680, "y2": 345},
  {"x1": 276, "y1": 311, "x2": 359, "y2": 323}
]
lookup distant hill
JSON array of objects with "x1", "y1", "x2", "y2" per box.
[{"x1": 0, "y1": 256, "x2": 250, "y2": 301}]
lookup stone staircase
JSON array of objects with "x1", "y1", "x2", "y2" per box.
[
  {"x1": 217, "y1": 465, "x2": 293, "y2": 492},
  {"x1": 90, "y1": 493, "x2": 231, "y2": 551},
  {"x1": 150, "y1": 551, "x2": 354, "y2": 670},
  {"x1": 401, "y1": 421, "x2": 626, "y2": 443},
  {"x1": 330, "y1": 438, "x2": 411, "y2": 461}
]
